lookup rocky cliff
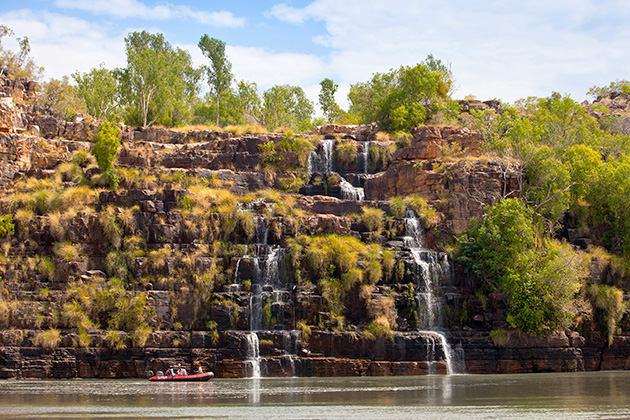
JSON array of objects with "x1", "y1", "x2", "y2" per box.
[{"x1": 0, "y1": 77, "x2": 628, "y2": 379}]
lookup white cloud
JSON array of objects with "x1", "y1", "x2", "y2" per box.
[
  {"x1": 54, "y1": 0, "x2": 246, "y2": 27},
  {"x1": 0, "y1": 9, "x2": 126, "y2": 80},
  {"x1": 267, "y1": 0, "x2": 630, "y2": 103},
  {"x1": 226, "y1": 46, "x2": 325, "y2": 88}
]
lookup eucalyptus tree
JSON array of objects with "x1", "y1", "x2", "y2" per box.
[
  {"x1": 0, "y1": 25, "x2": 43, "y2": 80},
  {"x1": 348, "y1": 55, "x2": 454, "y2": 131},
  {"x1": 116, "y1": 31, "x2": 201, "y2": 127},
  {"x1": 262, "y1": 84, "x2": 314, "y2": 132},
  {"x1": 73, "y1": 64, "x2": 120, "y2": 121},
  {"x1": 198, "y1": 35, "x2": 233, "y2": 126},
  {"x1": 319, "y1": 78, "x2": 342, "y2": 123}
]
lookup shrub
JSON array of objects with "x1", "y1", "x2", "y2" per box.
[
  {"x1": 33, "y1": 328, "x2": 61, "y2": 349},
  {"x1": 132, "y1": 325, "x2": 153, "y2": 348},
  {"x1": 55, "y1": 162, "x2": 84, "y2": 184},
  {"x1": 334, "y1": 141, "x2": 358, "y2": 168},
  {"x1": 389, "y1": 197, "x2": 405, "y2": 219},
  {"x1": 364, "y1": 321, "x2": 394, "y2": 341},
  {"x1": 587, "y1": 284, "x2": 626, "y2": 346},
  {"x1": 0, "y1": 214, "x2": 14, "y2": 239},
  {"x1": 296, "y1": 320, "x2": 312, "y2": 342},
  {"x1": 54, "y1": 242, "x2": 80, "y2": 262},
  {"x1": 361, "y1": 206, "x2": 385, "y2": 232},
  {"x1": 92, "y1": 122, "x2": 121, "y2": 174},
  {"x1": 393, "y1": 131, "x2": 412, "y2": 148},
  {"x1": 490, "y1": 328, "x2": 510, "y2": 347},
  {"x1": 403, "y1": 195, "x2": 441, "y2": 228},
  {"x1": 104, "y1": 329, "x2": 127, "y2": 350},
  {"x1": 71, "y1": 150, "x2": 94, "y2": 167}
]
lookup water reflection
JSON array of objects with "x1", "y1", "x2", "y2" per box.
[{"x1": 1, "y1": 372, "x2": 630, "y2": 419}]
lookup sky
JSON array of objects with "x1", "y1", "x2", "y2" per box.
[{"x1": 1, "y1": 0, "x2": 629, "y2": 110}]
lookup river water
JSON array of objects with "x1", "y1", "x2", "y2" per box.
[{"x1": 1, "y1": 372, "x2": 629, "y2": 419}]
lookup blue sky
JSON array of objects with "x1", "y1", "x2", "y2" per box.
[{"x1": 1, "y1": 0, "x2": 629, "y2": 109}]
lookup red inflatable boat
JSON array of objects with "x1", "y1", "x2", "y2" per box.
[{"x1": 148, "y1": 372, "x2": 214, "y2": 382}]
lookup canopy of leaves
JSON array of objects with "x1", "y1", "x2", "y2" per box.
[
  {"x1": 319, "y1": 78, "x2": 342, "y2": 123},
  {"x1": 73, "y1": 64, "x2": 120, "y2": 121},
  {"x1": 348, "y1": 55, "x2": 454, "y2": 131},
  {"x1": 198, "y1": 35, "x2": 233, "y2": 126},
  {"x1": 261, "y1": 84, "x2": 314, "y2": 132},
  {"x1": 39, "y1": 76, "x2": 86, "y2": 120},
  {"x1": 0, "y1": 25, "x2": 43, "y2": 80},
  {"x1": 116, "y1": 31, "x2": 201, "y2": 127},
  {"x1": 457, "y1": 198, "x2": 587, "y2": 334}
]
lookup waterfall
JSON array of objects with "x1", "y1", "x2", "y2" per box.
[
  {"x1": 339, "y1": 177, "x2": 365, "y2": 201},
  {"x1": 282, "y1": 330, "x2": 300, "y2": 377},
  {"x1": 245, "y1": 332, "x2": 261, "y2": 378},
  {"x1": 263, "y1": 247, "x2": 281, "y2": 287},
  {"x1": 403, "y1": 209, "x2": 465, "y2": 375},
  {"x1": 254, "y1": 216, "x2": 268, "y2": 246},
  {"x1": 361, "y1": 141, "x2": 370, "y2": 174},
  {"x1": 308, "y1": 139, "x2": 334, "y2": 174}
]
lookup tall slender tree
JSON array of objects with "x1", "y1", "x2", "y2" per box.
[
  {"x1": 319, "y1": 78, "x2": 342, "y2": 123},
  {"x1": 198, "y1": 35, "x2": 233, "y2": 126}
]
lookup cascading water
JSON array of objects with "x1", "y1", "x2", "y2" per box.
[
  {"x1": 245, "y1": 332, "x2": 261, "y2": 378},
  {"x1": 361, "y1": 141, "x2": 370, "y2": 174},
  {"x1": 403, "y1": 208, "x2": 465, "y2": 374},
  {"x1": 307, "y1": 139, "x2": 334, "y2": 174},
  {"x1": 339, "y1": 177, "x2": 365, "y2": 201}
]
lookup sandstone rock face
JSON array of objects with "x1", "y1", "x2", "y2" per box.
[{"x1": 365, "y1": 126, "x2": 521, "y2": 234}]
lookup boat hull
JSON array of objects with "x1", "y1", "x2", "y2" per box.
[{"x1": 148, "y1": 372, "x2": 214, "y2": 382}]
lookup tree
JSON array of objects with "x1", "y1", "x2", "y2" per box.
[
  {"x1": 92, "y1": 122, "x2": 121, "y2": 174},
  {"x1": 457, "y1": 198, "x2": 587, "y2": 334},
  {"x1": 116, "y1": 31, "x2": 201, "y2": 127},
  {"x1": 319, "y1": 78, "x2": 341, "y2": 123},
  {"x1": 0, "y1": 25, "x2": 43, "y2": 80},
  {"x1": 237, "y1": 80, "x2": 263, "y2": 125},
  {"x1": 39, "y1": 76, "x2": 86, "y2": 120},
  {"x1": 348, "y1": 55, "x2": 454, "y2": 131},
  {"x1": 73, "y1": 64, "x2": 120, "y2": 121},
  {"x1": 261, "y1": 84, "x2": 314, "y2": 132},
  {"x1": 198, "y1": 35, "x2": 233, "y2": 126},
  {"x1": 587, "y1": 79, "x2": 630, "y2": 99}
]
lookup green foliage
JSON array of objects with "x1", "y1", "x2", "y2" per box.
[
  {"x1": 261, "y1": 84, "x2": 314, "y2": 132},
  {"x1": 198, "y1": 35, "x2": 233, "y2": 126},
  {"x1": 456, "y1": 199, "x2": 587, "y2": 334},
  {"x1": 319, "y1": 78, "x2": 342, "y2": 123},
  {"x1": 349, "y1": 55, "x2": 453, "y2": 131},
  {"x1": 92, "y1": 122, "x2": 121, "y2": 176},
  {"x1": 40, "y1": 76, "x2": 87, "y2": 120},
  {"x1": 364, "y1": 321, "x2": 394, "y2": 341},
  {"x1": 117, "y1": 31, "x2": 201, "y2": 127},
  {"x1": 259, "y1": 135, "x2": 314, "y2": 171},
  {"x1": 334, "y1": 141, "x2": 358, "y2": 168},
  {"x1": 288, "y1": 234, "x2": 383, "y2": 316},
  {"x1": 0, "y1": 25, "x2": 43, "y2": 80},
  {"x1": 73, "y1": 64, "x2": 120, "y2": 121},
  {"x1": 104, "y1": 329, "x2": 127, "y2": 350},
  {"x1": 587, "y1": 284, "x2": 626, "y2": 346},
  {"x1": 490, "y1": 328, "x2": 510, "y2": 347},
  {"x1": 361, "y1": 206, "x2": 385, "y2": 232},
  {"x1": 403, "y1": 195, "x2": 440, "y2": 228},
  {"x1": 389, "y1": 196, "x2": 405, "y2": 219},
  {"x1": 587, "y1": 79, "x2": 630, "y2": 99},
  {"x1": 33, "y1": 328, "x2": 61, "y2": 349},
  {"x1": 0, "y1": 214, "x2": 14, "y2": 239}
]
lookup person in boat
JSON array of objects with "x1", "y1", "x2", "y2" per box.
[
  {"x1": 196, "y1": 365, "x2": 203, "y2": 374},
  {"x1": 176, "y1": 367, "x2": 187, "y2": 376},
  {"x1": 165, "y1": 368, "x2": 174, "y2": 376}
]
